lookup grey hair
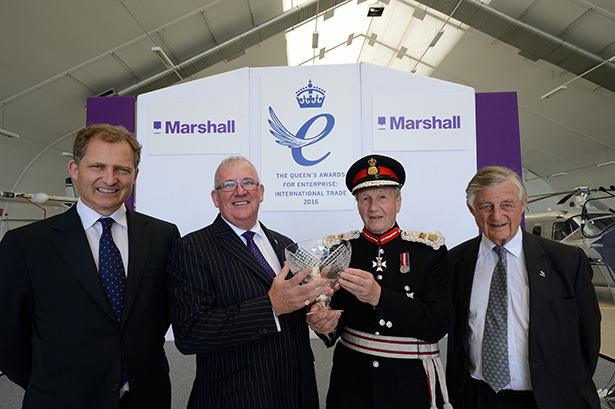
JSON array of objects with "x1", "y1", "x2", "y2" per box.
[
  {"x1": 214, "y1": 156, "x2": 260, "y2": 188},
  {"x1": 466, "y1": 166, "x2": 527, "y2": 210}
]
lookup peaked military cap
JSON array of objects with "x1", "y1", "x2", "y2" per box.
[{"x1": 345, "y1": 154, "x2": 406, "y2": 194}]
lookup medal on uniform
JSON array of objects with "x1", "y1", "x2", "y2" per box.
[
  {"x1": 400, "y1": 252, "x2": 409, "y2": 273},
  {"x1": 373, "y1": 247, "x2": 386, "y2": 272}
]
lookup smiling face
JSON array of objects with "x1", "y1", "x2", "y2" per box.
[
  {"x1": 211, "y1": 161, "x2": 264, "y2": 230},
  {"x1": 469, "y1": 178, "x2": 527, "y2": 246},
  {"x1": 356, "y1": 186, "x2": 401, "y2": 235},
  {"x1": 68, "y1": 137, "x2": 138, "y2": 216}
]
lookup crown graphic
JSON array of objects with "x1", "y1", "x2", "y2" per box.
[{"x1": 296, "y1": 79, "x2": 326, "y2": 108}]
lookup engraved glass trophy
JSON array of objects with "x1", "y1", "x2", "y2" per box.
[{"x1": 285, "y1": 238, "x2": 351, "y2": 315}]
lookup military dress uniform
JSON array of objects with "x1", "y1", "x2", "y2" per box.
[
  {"x1": 321, "y1": 154, "x2": 454, "y2": 409},
  {"x1": 324, "y1": 226, "x2": 453, "y2": 409}
]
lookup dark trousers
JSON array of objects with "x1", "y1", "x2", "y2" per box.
[
  {"x1": 464, "y1": 376, "x2": 538, "y2": 409},
  {"x1": 119, "y1": 392, "x2": 130, "y2": 409}
]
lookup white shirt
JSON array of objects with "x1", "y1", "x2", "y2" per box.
[
  {"x1": 223, "y1": 218, "x2": 283, "y2": 275},
  {"x1": 75, "y1": 199, "x2": 130, "y2": 394},
  {"x1": 77, "y1": 199, "x2": 129, "y2": 277},
  {"x1": 468, "y1": 228, "x2": 532, "y2": 391}
]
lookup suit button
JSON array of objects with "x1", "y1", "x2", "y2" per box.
[
  {"x1": 386, "y1": 321, "x2": 393, "y2": 328},
  {"x1": 372, "y1": 361, "x2": 379, "y2": 368},
  {"x1": 112, "y1": 383, "x2": 120, "y2": 391},
  {"x1": 262, "y1": 329, "x2": 267, "y2": 335},
  {"x1": 379, "y1": 319, "x2": 385, "y2": 326},
  {"x1": 294, "y1": 369, "x2": 299, "y2": 376},
  {"x1": 376, "y1": 275, "x2": 383, "y2": 280}
]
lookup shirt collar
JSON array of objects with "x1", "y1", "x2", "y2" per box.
[
  {"x1": 479, "y1": 227, "x2": 523, "y2": 259},
  {"x1": 221, "y1": 215, "x2": 266, "y2": 240},
  {"x1": 76, "y1": 198, "x2": 128, "y2": 230}
]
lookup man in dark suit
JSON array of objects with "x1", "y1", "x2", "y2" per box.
[
  {"x1": 167, "y1": 156, "x2": 329, "y2": 409},
  {"x1": 446, "y1": 165, "x2": 601, "y2": 409},
  {"x1": 0, "y1": 124, "x2": 180, "y2": 409}
]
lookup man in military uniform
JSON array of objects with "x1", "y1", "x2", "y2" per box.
[{"x1": 308, "y1": 154, "x2": 454, "y2": 409}]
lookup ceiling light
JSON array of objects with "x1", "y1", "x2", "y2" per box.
[
  {"x1": 151, "y1": 46, "x2": 175, "y2": 67},
  {"x1": 597, "y1": 160, "x2": 615, "y2": 167},
  {"x1": 541, "y1": 85, "x2": 567, "y2": 99},
  {"x1": 319, "y1": 48, "x2": 326, "y2": 59},
  {"x1": 429, "y1": 30, "x2": 445, "y2": 47},
  {"x1": 96, "y1": 88, "x2": 116, "y2": 97},
  {"x1": 312, "y1": 31, "x2": 319, "y2": 49},
  {"x1": 545, "y1": 172, "x2": 567, "y2": 179},
  {"x1": 397, "y1": 47, "x2": 408, "y2": 59},
  {"x1": 0, "y1": 127, "x2": 20, "y2": 139},
  {"x1": 367, "y1": 4, "x2": 384, "y2": 17},
  {"x1": 368, "y1": 33, "x2": 378, "y2": 46}
]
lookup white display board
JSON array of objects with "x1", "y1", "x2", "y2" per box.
[
  {"x1": 136, "y1": 63, "x2": 477, "y2": 340},
  {"x1": 136, "y1": 63, "x2": 476, "y2": 249}
]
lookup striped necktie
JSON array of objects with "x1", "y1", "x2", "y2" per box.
[{"x1": 242, "y1": 231, "x2": 276, "y2": 279}]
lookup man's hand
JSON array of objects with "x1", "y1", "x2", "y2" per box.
[
  {"x1": 268, "y1": 262, "x2": 329, "y2": 316},
  {"x1": 338, "y1": 267, "x2": 381, "y2": 306},
  {"x1": 306, "y1": 306, "x2": 341, "y2": 334}
]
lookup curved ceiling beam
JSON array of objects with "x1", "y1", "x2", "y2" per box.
[
  {"x1": 118, "y1": 0, "x2": 350, "y2": 97},
  {"x1": 414, "y1": 0, "x2": 615, "y2": 93}
]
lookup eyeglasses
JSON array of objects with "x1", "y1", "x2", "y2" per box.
[{"x1": 216, "y1": 179, "x2": 259, "y2": 192}]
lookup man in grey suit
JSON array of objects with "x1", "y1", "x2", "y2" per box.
[
  {"x1": 167, "y1": 156, "x2": 330, "y2": 409},
  {"x1": 446, "y1": 165, "x2": 601, "y2": 409},
  {"x1": 0, "y1": 124, "x2": 180, "y2": 409}
]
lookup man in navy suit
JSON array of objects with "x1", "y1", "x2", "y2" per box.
[
  {"x1": 167, "y1": 156, "x2": 330, "y2": 409},
  {"x1": 446, "y1": 165, "x2": 601, "y2": 409},
  {"x1": 0, "y1": 124, "x2": 180, "y2": 408}
]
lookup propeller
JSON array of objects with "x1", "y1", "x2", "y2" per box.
[{"x1": 527, "y1": 186, "x2": 615, "y2": 207}]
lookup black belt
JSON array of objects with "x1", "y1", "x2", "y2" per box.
[{"x1": 499, "y1": 389, "x2": 533, "y2": 399}]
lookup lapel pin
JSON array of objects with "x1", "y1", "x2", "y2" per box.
[{"x1": 539, "y1": 270, "x2": 546, "y2": 277}]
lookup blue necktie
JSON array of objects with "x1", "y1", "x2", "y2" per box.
[
  {"x1": 98, "y1": 217, "x2": 128, "y2": 385},
  {"x1": 99, "y1": 217, "x2": 127, "y2": 322},
  {"x1": 242, "y1": 231, "x2": 276, "y2": 279}
]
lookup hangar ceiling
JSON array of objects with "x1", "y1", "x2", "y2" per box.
[{"x1": 1, "y1": 0, "x2": 615, "y2": 219}]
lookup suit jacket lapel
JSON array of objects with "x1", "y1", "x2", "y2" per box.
[
  {"x1": 262, "y1": 223, "x2": 290, "y2": 275},
  {"x1": 522, "y1": 231, "x2": 551, "y2": 344},
  {"x1": 51, "y1": 206, "x2": 117, "y2": 322},
  {"x1": 122, "y1": 209, "x2": 152, "y2": 326},
  {"x1": 456, "y1": 236, "x2": 481, "y2": 347},
  {"x1": 213, "y1": 214, "x2": 274, "y2": 284}
]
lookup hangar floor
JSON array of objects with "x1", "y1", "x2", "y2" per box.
[{"x1": 2, "y1": 337, "x2": 615, "y2": 408}]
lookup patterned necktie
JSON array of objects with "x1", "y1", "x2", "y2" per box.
[
  {"x1": 98, "y1": 217, "x2": 128, "y2": 386},
  {"x1": 242, "y1": 231, "x2": 276, "y2": 279},
  {"x1": 99, "y1": 217, "x2": 127, "y2": 322},
  {"x1": 482, "y1": 245, "x2": 510, "y2": 393}
]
